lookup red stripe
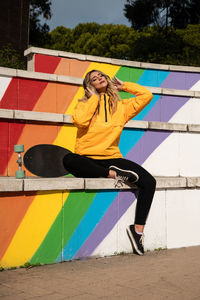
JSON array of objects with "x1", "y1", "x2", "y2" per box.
[
  {"x1": 35, "y1": 54, "x2": 61, "y2": 73},
  {"x1": 0, "y1": 121, "x2": 9, "y2": 175}
]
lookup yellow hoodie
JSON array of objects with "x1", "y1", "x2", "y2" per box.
[{"x1": 72, "y1": 82, "x2": 153, "y2": 159}]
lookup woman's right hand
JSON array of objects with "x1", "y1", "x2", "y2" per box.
[{"x1": 85, "y1": 86, "x2": 96, "y2": 98}]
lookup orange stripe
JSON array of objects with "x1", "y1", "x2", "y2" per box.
[
  {"x1": 54, "y1": 58, "x2": 90, "y2": 77},
  {"x1": 0, "y1": 192, "x2": 35, "y2": 260}
]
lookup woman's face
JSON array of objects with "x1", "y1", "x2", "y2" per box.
[{"x1": 89, "y1": 71, "x2": 108, "y2": 93}]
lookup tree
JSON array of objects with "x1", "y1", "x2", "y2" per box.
[
  {"x1": 0, "y1": 44, "x2": 26, "y2": 69},
  {"x1": 29, "y1": 0, "x2": 52, "y2": 46},
  {"x1": 169, "y1": 0, "x2": 200, "y2": 29},
  {"x1": 48, "y1": 26, "x2": 73, "y2": 51},
  {"x1": 124, "y1": 0, "x2": 161, "y2": 31},
  {"x1": 45, "y1": 22, "x2": 200, "y2": 66},
  {"x1": 129, "y1": 24, "x2": 200, "y2": 66},
  {"x1": 124, "y1": 0, "x2": 200, "y2": 31},
  {"x1": 46, "y1": 23, "x2": 138, "y2": 60}
]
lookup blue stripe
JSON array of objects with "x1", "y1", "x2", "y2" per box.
[
  {"x1": 138, "y1": 69, "x2": 169, "y2": 87},
  {"x1": 133, "y1": 94, "x2": 160, "y2": 120},
  {"x1": 62, "y1": 191, "x2": 118, "y2": 260},
  {"x1": 119, "y1": 128, "x2": 144, "y2": 157}
]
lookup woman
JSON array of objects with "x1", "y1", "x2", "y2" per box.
[{"x1": 63, "y1": 69, "x2": 156, "y2": 256}]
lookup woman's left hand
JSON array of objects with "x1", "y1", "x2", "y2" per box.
[{"x1": 112, "y1": 76, "x2": 124, "y2": 91}]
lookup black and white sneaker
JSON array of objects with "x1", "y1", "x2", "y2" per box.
[
  {"x1": 109, "y1": 165, "x2": 139, "y2": 187},
  {"x1": 127, "y1": 225, "x2": 144, "y2": 256}
]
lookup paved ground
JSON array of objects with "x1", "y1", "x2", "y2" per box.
[{"x1": 0, "y1": 246, "x2": 200, "y2": 300}]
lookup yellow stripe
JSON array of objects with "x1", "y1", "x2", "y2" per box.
[
  {"x1": 1, "y1": 191, "x2": 69, "y2": 267},
  {"x1": 1, "y1": 62, "x2": 120, "y2": 267}
]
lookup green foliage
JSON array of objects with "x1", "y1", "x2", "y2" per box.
[
  {"x1": 45, "y1": 23, "x2": 139, "y2": 60},
  {"x1": 130, "y1": 25, "x2": 200, "y2": 66},
  {"x1": 42, "y1": 23, "x2": 200, "y2": 67},
  {"x1": 29, "y1": 0, "x2": 52, "y2": 47},
  {"x1": 0, "y1": 44, "x2": 26, "y2": 69},
  {"x1": 21, "y1": 262, "x2": 41, "y2": 268},
  {"x1": 49, "y1": 26, "x2": 73, "y2": 50}
]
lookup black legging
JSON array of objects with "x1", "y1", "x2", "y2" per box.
[{"x1": 63, "y1": 153, "x2": 156, "y2": 225}]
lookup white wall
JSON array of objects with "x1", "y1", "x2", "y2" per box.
[{"x1": 92, "y1": 189, "x2": 200, "y2": 256}]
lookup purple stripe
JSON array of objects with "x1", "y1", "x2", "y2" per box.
[
  {"x1": 74, "y1": 73, "x2": 197, "y2": 258},
  {"x1": 74, "y1": 191, "x2": 137, "y2": 259},
  {"x1": 160, "y1": 72, "x2": 199, "y2": 90},
  {"x1": 126, "y1": 130, "x2": 171, "y2": 164},
  {"x1": 128, "y1": 95, "x2": 189, "y2": 164},
  {"x1": 144, "y1": 96, "x2": 189, "y2": 122}
]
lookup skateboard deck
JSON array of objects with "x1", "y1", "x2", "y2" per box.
[{"x1": 23, "y1": 144, "x2": 71, "y2": 177}]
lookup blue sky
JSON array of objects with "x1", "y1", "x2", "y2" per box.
[{"x1": 42, "y1": 0, "x2": 131, "y2": 31}]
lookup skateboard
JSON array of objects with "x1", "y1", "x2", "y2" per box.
[{"x1": 23, "y1": 144, "x2": 71, "y2": 177}]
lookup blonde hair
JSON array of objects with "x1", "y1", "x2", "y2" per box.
[{"x1": 80, "y1": 69, "x2": 120, "y2": 114}]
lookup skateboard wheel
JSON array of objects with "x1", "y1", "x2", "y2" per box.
[
  {"x1": 15, "y1": 170, "x2": 25, "y2": 179},
  {"x1": 14, "y1": 145, "x2": 24, "y2": 153}
]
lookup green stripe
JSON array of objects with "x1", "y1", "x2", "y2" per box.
[
  {"x1": 116, "y1": 66, "x2": 145, "y2": 99},
  {"x1": 30, "y1": 191, "x2": 96, "y2": 264},
  {"x1": 62, "y1": 190, "x2": 96, "y2": 248}
]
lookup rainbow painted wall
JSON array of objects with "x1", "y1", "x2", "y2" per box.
[{"x1": 0, "y1": 49, "x2": 200, "y2": 268}]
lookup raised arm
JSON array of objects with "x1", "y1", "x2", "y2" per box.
[
  {"x1": 72, "y1": 88, "x2": 99, "y2": 128},
  {"x1": 122, "y1": 82, "x2": 153, "y2": 123}
]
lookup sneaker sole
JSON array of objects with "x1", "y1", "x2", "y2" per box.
[
  {"x1": 126, "y1": 227, "x2": 144, "y2": 256},
  {"x1": 109, "y1": 166, "x2": 139, "y2": 183}
]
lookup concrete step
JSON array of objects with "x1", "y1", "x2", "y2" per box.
[
  {"x1": 0, "y1": 176, "x2": 200, "y2": 192},
  {"x1": 1, "y1": 108, "x2": 200, "y2": 132},
  {"x1": 0, "y1": 66, "x2": 200, "y2": 98},
  {"x1": 25, "y1": 46, "x2": 200, "y2": 73}
]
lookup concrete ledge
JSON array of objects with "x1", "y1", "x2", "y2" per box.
[
  {"x1": 148, "y1": 121, "x2": 187, "y2": 132},
  {"x1": 188, "y1": 124, "x2": 200, "y2": 132},
  {"x1": 0, "y1": 177, "x2": 23, "y2": 192},
  {"x1": 16, "y1": 69, "x2": 57, "y2": 82},
  {"x1": 156, "y1": 177, "x2": 187, "y2": 189},
  {"x1": 24, "y1": 47, "x2": 200, "y2": 73},
  {"x1": 0, "y1": 67, "x2": 199, "y2": 97},
  {"x1": 187, "y1": 177, "x2": 200, "y2": 188},
  {"x1": 125, "y1": 120, "x2": 148, "y2": 129},
  {"x1": 1, "y1": 176, "x2": 200, "y2": 192},
  {"x1": 0, "y1": 109, "x2": 14, "y2": 119},
  {"x1": 161, "y1": 87, "x2": 194, "y2": 97},
  {"x1": 63, "y1": 114, "x2": 72, "y2": 123},
  {"x1": 0, "y1": 66, "x2": 17, "y2": 77},
  {"x1": 14, "y1": 110, "x2": 64, "y2": 123},
  {"x1": 24, "y1": 177, "x2": 85, "y2": 191},
  {"x1": 194, "y1": 91, "x2": 200, "y2": 98},
  {"x1": 86, "y1": 177, "x2": 188, "y2": 190},
  {"x1": 85, "y1": 178, "x2": 136, "y2": 190},
  {"x1": 57, "y1": 74, "x2": 82, "y2": 85},
  {"x1": 16, "y1": 69, "x2": 83, "y2": 85},
  {"x1": 1, "y1": 109, "x2": 200, "y2": 133}
]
